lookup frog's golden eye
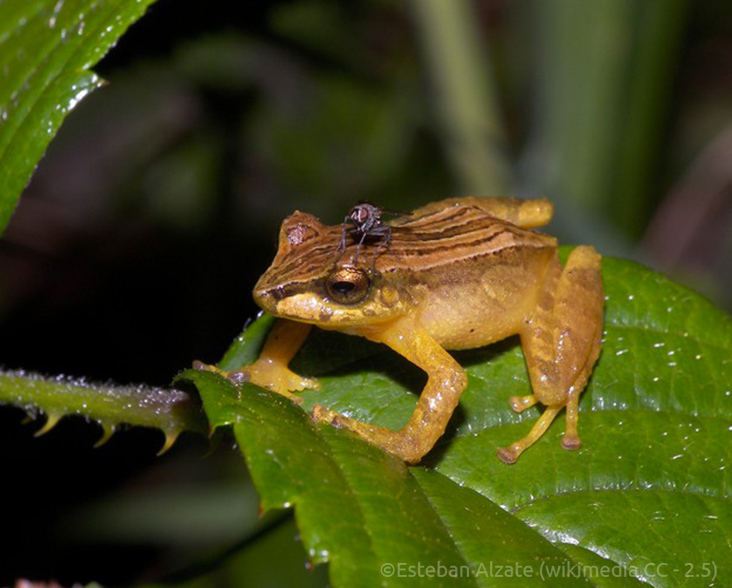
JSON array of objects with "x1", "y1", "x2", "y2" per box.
[{"x1": 326, "y1": 267, "x2": 370, "y2": 305}]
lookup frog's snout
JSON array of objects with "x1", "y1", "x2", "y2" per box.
[{"x1": 252, "y1": 286, "x2": 280, "y2": 314}]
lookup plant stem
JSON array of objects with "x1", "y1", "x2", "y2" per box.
[{"x1": 409, "y1": 0, "x2": 510, "y2": 195}]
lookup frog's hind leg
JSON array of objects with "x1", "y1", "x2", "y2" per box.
[
  {"x1": 459, "y1": 197, "x2": 554, "y2": 229},
  {"x1": 497, "y1": 349, "x2": 599, "y2": 463},
  {"x1": 405, "y1": 197, "x2": 553, "y2": 230},
  {"x1": 498, "y1": 246, "x2": 603, "y2": 464}
]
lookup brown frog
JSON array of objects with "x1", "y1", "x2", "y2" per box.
[{"x1": 197, "y1": 197, "x2": 604, "y2": 464}]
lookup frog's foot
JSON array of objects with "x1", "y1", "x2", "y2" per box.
[
  {"x1": 561, "y1": 434, "x2": 582, "y2": 451},
  {"x1": 193, "y1": 361, "x2": 227, "y2": 377},
  {"x1": 497, "y1": 405, "x2": 563, "y2": 464},
  {"x1": 499, "y1": 390, "x2": 584, "y2": 462},
  {"x1": 497, "y1": 433, "x2": 581, "y2": 463},
  {"x1": 508, "y1": 394, "x2": 538, "y2": 413},
  {"x1": 193, "y1": 360, "x2": 320, "y2": 404},
  {"x1": 311, "y1": 404, "x2": 339, "y2": 425},
  {"x1": 311, "y1": 404, "x2": 430, "y2": 464},
  {"x1": 560, "y1": 384, "x2": 583, "y2": 450},
  {"x1": 496, "y1": 445, "x2": 521, "y2": 465},
  {"x1": 227, "y1": 363, "x2": 319, "y2": 395}
]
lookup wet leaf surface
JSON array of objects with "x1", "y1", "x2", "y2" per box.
[
  {"x1": 0, "y1": 0, "x2": 159, "y2": 235},
  {"x1": 186, "y1": 257, "x2": 732, "y2": 587}
]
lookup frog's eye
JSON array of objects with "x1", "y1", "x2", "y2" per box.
[{"x1": 326, "y1": 267, "x2": 370, "y2": 305}]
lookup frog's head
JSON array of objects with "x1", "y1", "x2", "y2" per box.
[{"x1": 253, "y1": 211, "x2": 408, "y2": 327}]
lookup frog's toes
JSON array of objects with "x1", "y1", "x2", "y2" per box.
[
  {"x1": 311, "y1": 404, "x2": 339, "y2": 425},
  {"x1": 561, "y1": 435, "x2": 582, "y2": 451},
  {"x1": 226, "y1": 370, "x2": 252, "y2": 385},
  {"x1": 496, "y1": 444, "x2": 520, "y2": 464},
  {"x1": 279, "y1": 372, "x2": 320, "y2": 394},
  {"x1": 298, "y1": 375, "x2": 321, "y2": 391},
  {"x1": 280, "y1": 390, "x2": 305, "y2": 404},
  {"x1": 508, "y1": 394, "x2": 538, "y2": 413},
  {"x1": 192, "y1": 360, "x2": 221, "y2": 374},
  {"x1": 193, "y1": 361, "x2": 242, "y2": 383}
]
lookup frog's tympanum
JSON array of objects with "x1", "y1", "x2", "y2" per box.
[{"x1": 198, "y1": 197, "x2": 604, "y2": 464}]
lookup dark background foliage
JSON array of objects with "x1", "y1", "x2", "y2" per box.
[{"x1": 1, "y1": 0, "x2": 732, "y2": 585}]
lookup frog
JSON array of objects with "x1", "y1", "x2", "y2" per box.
[{"x1": 196, "y1": 197, "x2": 604, "y2": 464}]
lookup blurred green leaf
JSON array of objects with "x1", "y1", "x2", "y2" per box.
[
  {"x1": 184, "y1": 257, "x2": 732, "y2": 587},
  {"x1": 525, "y1": 0, "x2": 690, "y2": 238},
  {"x1": 410, "y1": 0, "x2": 510, "y2": 195},
  {"x1": 250, "y1": 70, "x2": 422, "y2": 216},
  {"x1": 145, "y1": 517, "x2": 329, "y2": 588},
  {"x1": 0, "y1": 0, "x2": 159, "y2": 236}
]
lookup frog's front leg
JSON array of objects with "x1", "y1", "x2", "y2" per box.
[
  {"x1": 312, "y1": 317, "x2": 467, "y2": 464},
  {"x1": 194, "y1": 319, "x2": 320, "y2": 403},
  {"x1": 498, "y1": 246, "x2": 603, "y2": 463}
]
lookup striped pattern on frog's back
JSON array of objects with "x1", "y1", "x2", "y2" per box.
[
  {"x1": 380, "y1": 197, "x2": 555, "y2": 274},
  {"x1": 257, "y1": 197, "x2": 556, "y2": 293}
]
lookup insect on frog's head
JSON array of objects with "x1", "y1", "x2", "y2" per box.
[{"x1": 253, "y1": 211, "x2": 408, "y2": 328}]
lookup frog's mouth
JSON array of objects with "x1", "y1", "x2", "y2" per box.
[
  {"x1": 251, "y1": 272, "x2": 308, "y2": 314},
  {"x1": 253, "y1": 286, "x2": 329, "y2": 322},
  {"x1": 252, "y1": 286, "x2": 286, "y2": 316}
]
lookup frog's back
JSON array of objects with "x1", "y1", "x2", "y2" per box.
[
  {"x1": 377, "y1": 197, "x2": 556, "y2": 276},
  {"x1": 381, "y1": 197, "x2": 558, "y2": 349}
]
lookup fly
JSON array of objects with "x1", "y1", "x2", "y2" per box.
[{"x1": 335, "y1": 201, "x2": 407, "y2": 268}]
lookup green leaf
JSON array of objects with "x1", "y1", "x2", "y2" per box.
[
  {"x1": 0, "y1": 0, "x2": 159, "y2": 236},
  {"x1": 184, "y1": 257, "x2": 732, "y2": 588},
  {"x1": 409, "y1": 0, "x2": 510, "y2": 195},
  {"x1": 526, "y1": 0, "x2": 690, "y2": 237}
]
